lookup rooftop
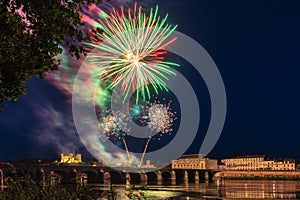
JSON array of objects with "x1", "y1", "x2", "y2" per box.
[
  {"x1": 178, "y1": 154, "x2": 206, "y2": 159},
  {"x1": 236, "y1": 155, "x2": 265, "y2": 158}
]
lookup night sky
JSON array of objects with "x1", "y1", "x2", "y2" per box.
[{"x1": 1, "y1": 0, "x2": 300, "y2": 161}]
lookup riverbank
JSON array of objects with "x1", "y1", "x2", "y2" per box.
[{"x1": 215, "y1": 170, "x2": 300, "y2": 180}]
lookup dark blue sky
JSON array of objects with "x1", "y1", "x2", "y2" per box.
[{"x1": 1, "y1": 0, "x2": 300, "y2": 161}]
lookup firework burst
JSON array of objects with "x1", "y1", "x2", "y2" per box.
[
  {"x1": 99, "y1": 109, "x2": 131, "y2": 140},
  {"x1": 148, "y1": 103, "x2": 175, "y2": 134},
  {"x1": 136, "y1": 98, "x2": 177, "y2": 134},
  {"x1": 87, "y1": 3, "x2": 179, "y2": 103}
]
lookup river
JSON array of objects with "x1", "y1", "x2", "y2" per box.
[{"x1": 95, "y1": 180, "x2": 300, "y2": 199}]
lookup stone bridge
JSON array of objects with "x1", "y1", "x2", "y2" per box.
[{"x1": 0, "y1": 163, "x2": 218, "y2": 185}]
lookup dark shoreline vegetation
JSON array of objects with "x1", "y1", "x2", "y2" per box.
[
  {"x1": 0, "y1": 173, "x2": 116, "y2": 200},
  {"x1": 0, "y1": 171, "x2": 149, "y2": 200}
]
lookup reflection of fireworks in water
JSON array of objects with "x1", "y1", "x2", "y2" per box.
[{"x1": 85, "y1": 3, "x2": 179, "y2": 103}]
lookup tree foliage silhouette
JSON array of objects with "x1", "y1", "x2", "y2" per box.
[{"x1": 0, "y1": 0, "x2": 109, "y2": 109}]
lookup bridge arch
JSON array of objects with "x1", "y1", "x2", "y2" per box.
[
  {"x1": 146, "y1": 171, "x2": 157, "y2": 185},
  {"x1": 186, "y1": 170, "x2": 199, "y2": 183},
  {"x1": 174, "y1": 170, "x2": 185, "y2": 184},
  {"x1": 107, "y1": 171, "x2": 123, "y2": 184},
  {"x1": 52, "y1": 169, "x2": 73, "y2": 184},
  {"x1": 162, "y1": 171, "x2": 171, "y2": 184},
  {"x1": 128, "y1": 173, "x2": 140, "y2": 184},
  {"x1": 81, "y1": 170, "x2": 99, "y2": 183}
]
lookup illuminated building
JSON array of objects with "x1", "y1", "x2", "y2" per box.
[
  {"x1": 141, "y1": 160, "x2": 155, "y2": 168},
  {"x1": 171, "y1": 155, "x2": 218, "y2": 170},
  {"x1": 60, "y1": 152, "x2": 82, "y2": 163},
  {"x1": 222, "y1": 155, "x2": 295, "y2": 171}
]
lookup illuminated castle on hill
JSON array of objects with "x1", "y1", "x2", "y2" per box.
[{"x1": 60, "y1": 152, "x2": 82, "y2": 163}]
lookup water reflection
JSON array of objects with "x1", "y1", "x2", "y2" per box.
[
  {"x1": 94, "y1": 180, "x2": 300, "y2": 199},
  {"x1": 220, "y1": 180, "x2": 299, "y2": 199}
]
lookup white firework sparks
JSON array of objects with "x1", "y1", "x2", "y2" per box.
[
  {"x1": 137, "y1": 99, "x2": 176, "y2": 134},
  {"x1": 148, "y1": 102, "x2": 176, "y2": 133},
  {"x1": 99, "y1": 109, "x2": 131, "y2": 139}
]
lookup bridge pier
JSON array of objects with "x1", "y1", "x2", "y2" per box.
[
  {"x1": 104, "y1": 172, "x2": 111, "y2": 185},
  {"x1": 205, "y1": 171, "x2": 209, "y2": 182},
  {"x1": 184, "y1": 171, "x2": 189, "y2": 186},
  {"x1": 171, "y1": 170, "x2": 176, "y2": 185},
  {"x1": 195, "y1": 171, "x2": 199, "y2": 184},
  {"x1": 99, "y1": 169, "x2": 104, "y2": 184},
  {"x1": 125, "y1": 173, "x2": 131, "y2": 190},
  {"x1": 50, "y1": 170, "x2": 61, "y2": 187},
  {"x1": 140, "y1": 173, "x2": 147, "y2": 186},
  {"x1": 74, "y1": 169, "x2": 88, "y2": 186},
  {"x1": 157, "y1": 171, "x2": 162, "y2": 185},
  {"x1": 184, "y1": 170, "x2": 188, "y2": 183}
]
